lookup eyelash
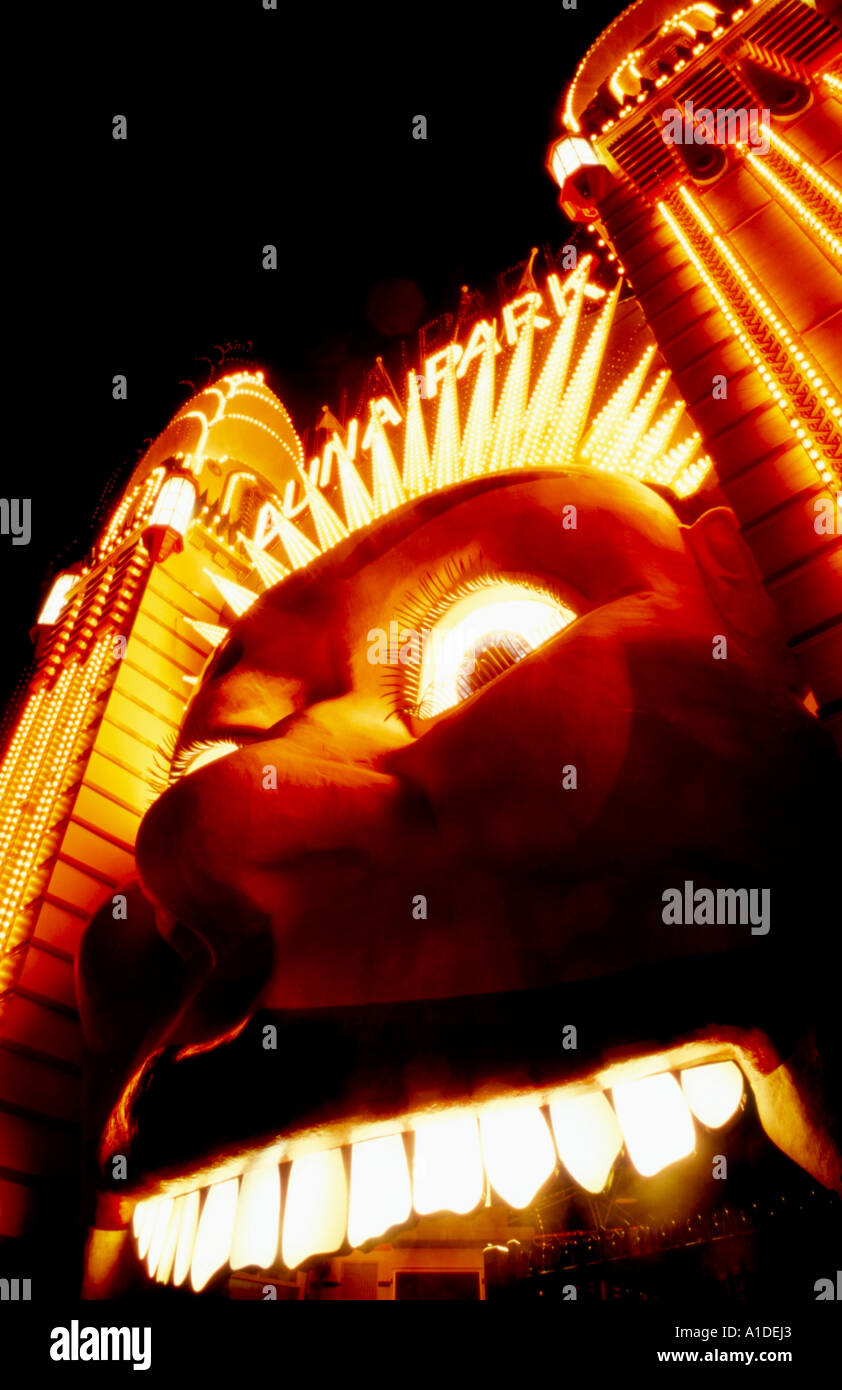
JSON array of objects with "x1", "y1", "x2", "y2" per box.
[
  {"x1": 148, "y1": 733, "x2": 236, "y2": 797},
  {"x1": 379, "y1": 553, "x2": 489, "y2": 720}
]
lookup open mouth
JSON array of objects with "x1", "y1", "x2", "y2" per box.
[{"x1": 95, "y1": 952, "x2": 842, "y2": 1300}]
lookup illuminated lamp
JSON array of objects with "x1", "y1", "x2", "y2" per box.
[
  {"x1": 547, "y1": 135, "x2": 616, "y2": 221},
  {"x1": 141, "y1": 465, "x2": 198, "y2": 562},
  {"x1": 37, "y1": 572, "x2": 77, "y2": 625}
]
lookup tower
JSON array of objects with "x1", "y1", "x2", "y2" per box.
[
  {"x1": 0, "y1": 372, "x2": 305, "y2": 1248},
  {"x1": 548, "y1": 0, "x2": 842, "y2": 747}
]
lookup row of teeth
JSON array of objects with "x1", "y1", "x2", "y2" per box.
[{"x1": 132, "y1": 1061, "x2": 744, "y2": 1292}]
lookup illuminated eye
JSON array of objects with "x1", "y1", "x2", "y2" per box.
[
  {"x1": 416, "y1": 581, "x2": 575, "y2": 717},
  {"x1": 172, "y1": 739, "x2": 240, "y2": 783}
]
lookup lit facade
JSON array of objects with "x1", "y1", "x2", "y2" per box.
[{"x1": 0, "y1": 0, "x2": 839, "y2": 1301}]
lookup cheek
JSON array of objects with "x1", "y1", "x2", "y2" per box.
[{"x1": 390, "y1": 629, "x2": 633, "y2": 867}]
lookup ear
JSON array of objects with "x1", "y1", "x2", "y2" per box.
[{"x1": 683, "y1": 507, "x2": 804, "y2": 689}]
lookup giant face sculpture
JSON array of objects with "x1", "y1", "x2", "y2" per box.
[{"x1": 79, "y1": 468, "x2": 842, "y2": 1295}]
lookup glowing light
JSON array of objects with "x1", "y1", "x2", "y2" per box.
[
  {"x1": 412, "y1": 1113, "x2": 484, "y2": 1216},
  {"x1": 154, "y1": 1196, "x2": 185, "y2": 1285},
  {"x1": 173, "y1": 1189, "x2": 200, "y2": 1288},
  {"x1": 347, "y1": 1134, "x2": 412, "y2": 1248},
  {"x1": 416, "y1": 582, "x2": 575, "y2": 717},
  {"x1": 611, "y1": 1073, "x2": 695, "y2": 1177},
  {"x1": 135, "y1": 1198, "x2": 159, "y2": 1261},
  {"x1": 37, "y1": 573, "x2": 77, "y2": 625},
  {"x1": 548, "y1": 135, "x2": 601, "y2": 189},
  {"x1": 148, "y1": 471, "x2": 197, "y2": 536},
  {"x1": 282, "y1": 1147, "x2": 348, "y2": 1269},
  {"x1": 146, "y1": 1196, "x2": 174, "y2": 1278},
  {"x1": 190, "y1": 1179, "x2": 239, "y2": 1292},
  {"x1": 550, "y1": 1090, "x2": 623, "y2": 1193},
  {"x1": 479, "y1": 1106, "x2": 556, "y2": 1208},
  {"x1": 178, "y1": 741, "x2": 240, "y2": 780},
  {"x1": 184, "y1": 617, "x2": 229, "y2": 648},
  {"x1": 230, "y1": 1162, "x2": 280, "y2": 1270},
  {"x1": 681, "y1": 1061, "x2": 744, "y2": 1128},
  {"x1": 204, "y1": 569, "x2": 260, "y2": 617}
]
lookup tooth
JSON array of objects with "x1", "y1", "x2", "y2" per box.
[
  {"x1": 135, "y1": 1198, "x2": 159, "y2": 1261},
  {"x1": 230, "y1": 1163, "x2": 281, "y2": 1271},
  {"x1": 681, "y1": 1061, "x2": 743, "y2": 1128},
  {"x1": 146, "y1": 1196, "x2": 174, "y2": 1278},
  {"x1": 479, "y1": 1106, "x2": 555, "y2": 1208},
  {"x1": 611, "y1": 1072, "x2": 695, "y2": 1177},
  {"x1": 154, "y1": 1197, "x2": 185, "y2": 1284},
  {"x1": 190, "y1": 1179, "x2": 239, "y2": 1293},
  {"x1": 550, "y1": 1091, "x2": 623, "y2": 1193},
  {"x1": 412, "y1": 1113, "x2": 484, "y2": 1216},
  {"x1": 173, "y1": 1189, "x2": 200, "y2": 1288},
  {"x1": 131, "y1": 1200, "x2": 149, "y2": 1238},
  {"x1": 347, "y1": 1135, "x2": 412, "y2": 1249},
  {"x1": 282, "y1": 1148, "x2": 348, "y2": 1269}
]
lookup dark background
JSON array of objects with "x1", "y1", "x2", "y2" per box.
[{"x1": 5, "y1": 0, "x2": 623, "y2": 716}]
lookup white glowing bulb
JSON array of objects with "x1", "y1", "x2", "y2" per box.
[
  {"x1": 550, "y1": 1090, "x2": 623, "y2": 1193},
  {"x1": 480, "y1": 1106, "x2": 556, "y2": 1208},
  {"x1": 282, "y1": 1147, "x2": 348, "y2": 1269},
  {"x1": 412, "y1": 1113, "x2": 484, "y2": 1216},
  {"x1": 347, "y1": 1134, "x2": 412, "y2": 1249},
  {"x1": 146, "y1": 1196, "x2": 174, "y2": 1278},
  {"x1": 681, "y1": 1061, "x2": 744, "y2": 1128},
  {"x1": 611, "y1": 1073, "x2": 695, "y2": 1177}
]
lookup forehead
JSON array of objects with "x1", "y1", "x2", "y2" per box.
[{"x1": 246, "y1": 471, "x2": 690, "y2": 623}]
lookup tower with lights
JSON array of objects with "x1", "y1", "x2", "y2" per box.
[{"x1": 547, "y1": 0, "x2": 842, "y2": 746}]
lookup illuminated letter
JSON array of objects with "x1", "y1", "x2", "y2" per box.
[
  {"x1": 456, "y1": 320, "x2": 499, "y2": 379},
  {"x1": 361, "y1": 397, "x2": 402, "y2": 450},
  {"x1": 502, "y1": 292, "x2": 550, "y2": 346},
  {"x1": 425, "y1": 344, "x2": 462, "y2": 401}
]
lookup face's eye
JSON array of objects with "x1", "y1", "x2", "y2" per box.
[
  {"x1": 411, "y1": 579, "x2": 576, "y2": 718},
  {"x1": 171, "y1": 739, "x2": 240, "y2": 785}
]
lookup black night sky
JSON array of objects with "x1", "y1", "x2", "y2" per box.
[{"x1": 5, "y1": 0, "x2": 623, "y2": 716}]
